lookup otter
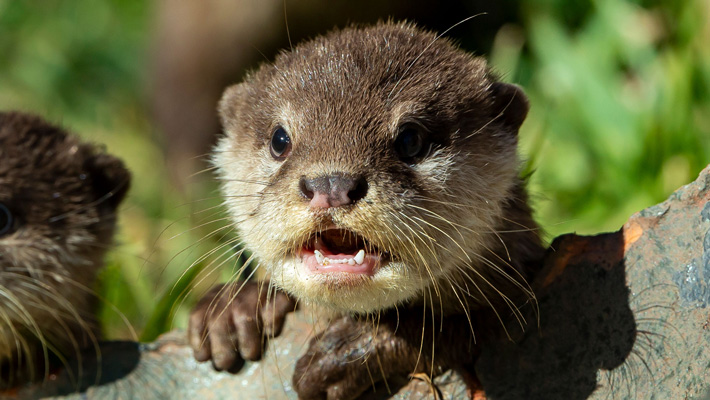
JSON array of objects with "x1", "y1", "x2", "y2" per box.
[
  {"x1": 189, "y1": 22, "x2": 544, "y2": 399},
  {"x1": 0, "y1": 112, "x2": 130, "y2": 388}
]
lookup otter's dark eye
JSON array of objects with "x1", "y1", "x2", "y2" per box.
[
  {"x1": 0, "y1": 203, "x2": 13, "y2": 236},
  {"x1": 394, "y1": 123, "x2": 430, "y2": 163},
  {"x1": 270, "y1": 126, "x2": 292, "y2": 160}
]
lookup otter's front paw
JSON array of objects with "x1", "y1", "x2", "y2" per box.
[
  {"x1": 188, "y1": 280, "x2": 296, "y2": 370},
  {"x1": 292, "y1": 316, "x2": 419, "y2": 400}
]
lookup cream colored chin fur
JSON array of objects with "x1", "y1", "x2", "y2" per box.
[{"x1": 273, "y1": 259, "x2": 423, "y2": 314}]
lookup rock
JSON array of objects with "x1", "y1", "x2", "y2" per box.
[
  {"x1": 7, "y1": 165, "x2": 710, "y2": 400},
  {"x1": 9, "y1": 316, "x2": 467, "y2": 400},
  {"x1": 477, "y1": 164, "x2": 710, "y2": 400}
]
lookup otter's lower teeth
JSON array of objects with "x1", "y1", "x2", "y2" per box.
[
  {"x1": 313, "y1": 249, "x2": 366, "y2": 266},
  {"x1": 314, "y1": 250, "x2": 325, "y2": 264},
  {"x1": 354, "y1": 249, "x2": 365, "y2": 264}
]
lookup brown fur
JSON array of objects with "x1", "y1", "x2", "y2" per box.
[
  {"x1": 193, "y1": 22, "x2": 544, "y2": 398},
  {"x1": 0, "y1": 112, "x2": 130, "y2": 387}
]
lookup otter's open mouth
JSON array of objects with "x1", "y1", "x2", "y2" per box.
[{"x1": 298, "y1": 228, "x2": 387, "y2": 276}]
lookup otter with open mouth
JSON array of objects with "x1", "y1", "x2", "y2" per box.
[
  {"x1": 189, "y1": 22, "x2": 545, "y2": 399},
  {"x1": 0, "y1": 112, "x2": 130, "y2": 388}
]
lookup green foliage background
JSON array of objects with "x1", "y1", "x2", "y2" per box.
[{"x1": 0, "y1": 0, "x2": 708, "y2": 341}]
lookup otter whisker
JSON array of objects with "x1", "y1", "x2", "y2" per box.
[
  {"x1": 167, "y1": 216, "x2": 233, "y2": 242},
  {"x1": 388, "y1": 213, "x2": 441, "y2": 299},
  {"x1": 182, "y1": 237, "x2": 247, "y2": 296},
  {"x1": 448, "y1": 262, "x2": 522, "y2": 340},
  {"x1": 439, "y1": 275, "x2": 476, "y2": 339},
  {"x1": 402, "y1": 211, "x2": 471, "y2": 263},
  {"x1": 2, "y1": 280, "x2": 101, "y2": 388},
  {"x1": 426, "y1": 284, "x2": 437, "y2": 379},
  {"x1": 471, "y1": 238, "x2": 536, "y2": 300},
  {"x1": 464, "y1": 95, "x2": 516, "y2": 140},
  {"x1": 0, "y1": 289, "x2": 47, "y2": 379},
  {"x1": 170, "y1": 228, "x2": 240, "y2": 289},
  {"x1": 198, "y1": 254, "x2": 260, "y2": 347},
  {"x1": 461, "y1": 263, "x2": 529, "y2": 330},
  {"x1": 172, "y1": 236, "x2": 248, "y2": 315},
  {"x1": 387, "y1": 14, "x2": 485, "y2": 101},
  {"x1": 409, "y1": 200, "x2": 541, "y2": 237}
]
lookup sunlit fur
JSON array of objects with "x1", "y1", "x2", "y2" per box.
[
  {"x1": 0, "y1": 112, "x2": 129, "y2": 386},
  {"x1": 214, "y1": 22, "x2": 543, "y2": 317}
]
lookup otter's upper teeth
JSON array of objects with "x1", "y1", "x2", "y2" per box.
[{"x1": 354, "y1": 250, "x2": 365, "y2": 265}]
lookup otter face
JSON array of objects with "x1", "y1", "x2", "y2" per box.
[
  {"x1": 0, "y1": 112, "x2": 129, "y2": 382},
  {"x1": 215, "y1": 23, "x2": 529, "y2": 313}
]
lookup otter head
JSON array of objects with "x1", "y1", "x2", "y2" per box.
[
  {"x1": 215, "y1": 23, "x2": 529, "y2": 314},
  {"x1": 0, "y1": 112, "x2": 130, "y2": 383}
]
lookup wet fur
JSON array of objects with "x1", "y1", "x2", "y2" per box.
[
  {"x1": 0, "y1": 112, "x2": 129, "y2": 387},
  {"x1": 200, "y1": 22, "x2": 545, "y2": 398}
]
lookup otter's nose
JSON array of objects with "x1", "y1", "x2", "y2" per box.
[{"x1": 299, "y1": 173, "x2": 368, "y2": 208}]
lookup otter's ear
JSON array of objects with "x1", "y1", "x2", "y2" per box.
[
  {"x1": 218, "y1": 83, "x2": 249, "y2": 133},
  {"x1": 489, "y1": 82, "x2": 529, "y2": 131},
  {"x1": 85, "y1": 152, "x2": 131, "y2": 211}
]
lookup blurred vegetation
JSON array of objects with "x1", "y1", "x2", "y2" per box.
[
  {"x1": 505, "y1": 0, "x2": 710, "y2": 236},
  {"x1": 0, "y1": 0, "x2": 707, "y2": 341}
]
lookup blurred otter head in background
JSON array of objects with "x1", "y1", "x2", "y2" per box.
[{"x1": 0, "y1": 112, "x2": 130, "y2": 387}]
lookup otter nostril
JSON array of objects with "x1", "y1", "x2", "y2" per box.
[
  {"x1": 348, "y1": 176, "x2": 368, "y2": 204},
  {"x1": 299, "y1": 177, "x2": 315, "y2": 200},
  {"x1": 300, "y1": 174, "x2": 367, "y2": 208}
]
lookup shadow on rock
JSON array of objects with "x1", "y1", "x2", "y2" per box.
[{"x1": 476, "y1": 231, "x2": 637, "y2": 400}]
